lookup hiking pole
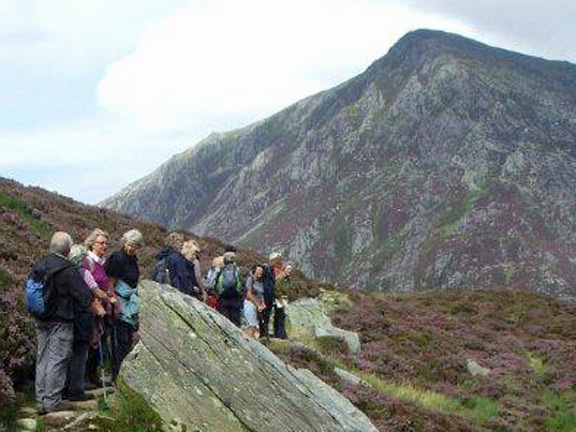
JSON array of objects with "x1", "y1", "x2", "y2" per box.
[{"x1": 99, "y1": 341, "x2": 108, "y2": 408}]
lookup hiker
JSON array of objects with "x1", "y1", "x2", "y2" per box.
[
  {"x1": 64, "y1": 245, "x2": 103, "y2": 401},
  {"x1": 260, "y1": 252, "x2": 282, "y2": 338},
  {"x1": 82, "y1": 228, "x2": 117, "y2": 388},
  {"x1": 182, "y1": 239, "x2": 206, "y2": 301},
  {"x1": 29, "y1": 232, "x2": 92, "y2": 414},
  {"x1": 205, "y1": 256, "x2": 224, "y2": 309},
  {"x1": 105, "y1": 229, "x2": 143, "y2": 380},
  {"x1": 273, "y1": 262, "x2": 292, "y2": 340},
  {"x1": 215, "y1": 251, "x2": 244, "y2": 327},
  {"x1": 152, "y1": 232, "x2": 196, "y2": 297},
  {"x1": 244, "y1": 264, "x2": 266, "y2": 338}
]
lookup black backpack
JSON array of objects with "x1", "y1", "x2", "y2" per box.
[
  {"x1": 150, "y1": 257, "x2": 170, "y2": 284},
  {"x1": 215, "y1": 264, "x2": 243, "y2": 299}
]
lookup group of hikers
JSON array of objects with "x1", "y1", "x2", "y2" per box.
[{"x1": 27, "y1": 229, "x2": 292, "y2": 415}]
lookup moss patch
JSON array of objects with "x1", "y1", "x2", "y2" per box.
[
  {"x1": 95, "y1": 379, "x2": 164, "y2": 432},
  {"x1": 541, "y1": 390, "x2": 576, "y2": 432}
]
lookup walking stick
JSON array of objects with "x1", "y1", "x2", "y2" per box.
[{"x1": 98, "y1": 341, "x2": 109, "y2": 409}]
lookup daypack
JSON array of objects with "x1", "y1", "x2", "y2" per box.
[
  {"x1": 150, "y1": 257, "x2": 170, "y2": 284},
  {"x1": 215, "y1": 264, "x2": 243, "y2": 299},
  {"x1": 25, "y1": 265, "x2": 70, "y2": 320}
]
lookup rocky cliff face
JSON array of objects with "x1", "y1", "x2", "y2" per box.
[{"x1": 103, "y1": 30, "x2": 576, "y2": 298}]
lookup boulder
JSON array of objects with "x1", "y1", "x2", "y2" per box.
[
  {"x1": 43, "y1": 411, "x2": 78, "y2": 428},
  {"x1": 120, "y1": 281, "x2": 377, "y2": 432},
  {"x1": 16, "y1": 418, "x2": 37, "y2": 431},
  {"x1": 466, "y1": 359, "x2": 490, "y2": 377},
  {"x1": 334, "y1": 368, "x2": 363, "y2": 386},
  {"x1": 287, "y1": 298, "x2": 362, "y2": 356}
]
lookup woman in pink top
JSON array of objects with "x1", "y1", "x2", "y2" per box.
[{"x1": 82, "y1": 229, "x2": 116, "y2": 388}]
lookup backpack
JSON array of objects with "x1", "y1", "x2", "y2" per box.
[
  {"x1": 25, "y1": 265, "x2": 70, "y2": 320},
  {"x1": 215, "y1": 264, "x2": 243, "y2": 299},
  {"x1": 150, "y1": 257, "x2": 170, "y2": 284}
]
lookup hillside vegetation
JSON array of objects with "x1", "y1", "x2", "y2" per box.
[
  {"x1": 1, "y1": 178, "x2": 575, "y2": 431},
  {"x1": 0, "y1": 178, "x2": 318, "y2": 404},
  {"x1": 271, "y1": 289, "x2": 576, "y2": 431}
]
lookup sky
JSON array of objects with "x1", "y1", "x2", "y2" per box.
[{"x1": 1, "y1": 0, "x2": 575, "y2": 204}]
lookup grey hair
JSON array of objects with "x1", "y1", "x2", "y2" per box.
[
  {"x1": 121, "y1": 229, "x2": 144, "y2": 247},
  {"x1": 69, "y1": 244, "x2": 88, "y2": 266},
  {"x1": 84, "y1": 228, "x2": 110, "y2": 251},
  {"x1": 50, "y1": 232, "x2": 74, "y2": 256}
]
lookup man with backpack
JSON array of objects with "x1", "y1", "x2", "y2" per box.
[
  {"x1": 214, "y1": 251, "x2": 244, "y2": 327},
  {"x1": 27, "y1": 232, "x2": 92, "y2": 414}
]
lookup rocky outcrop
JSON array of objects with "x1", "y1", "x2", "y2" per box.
[
  {"x1": 287, "y1": 298, "x2": 361, "y2": 356},
  {"x1": 103, "y1": 30, "x2": 576, "y2": 298},
  {"x1": 120, "y1": 281, "x2": 377, "y2": 432}
]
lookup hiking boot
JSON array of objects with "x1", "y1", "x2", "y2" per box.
[
  {"x1": 84, "y1": 381, "x2": 98, "y2": 391},
  {"x1": 88, "y1": 378, "x2": 104, "y2": 388},
  {"x1": 46, "y1": 400, "x2": 73, "y2": 413},
  {"x1": 67, "y1": 393, "x2": 95, "y2": 402}
]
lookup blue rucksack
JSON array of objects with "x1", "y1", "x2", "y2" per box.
[{"x1": 25, "y1": 265, "x2": 70, "y2": 320}]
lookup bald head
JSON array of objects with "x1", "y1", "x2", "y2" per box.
[{"x1": 49, "y1": 232, "x2": 74, "y2": 256}]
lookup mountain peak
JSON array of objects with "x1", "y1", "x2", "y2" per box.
[{"x1": 104, "y1": 31, "x2": 576, "y2": 299}]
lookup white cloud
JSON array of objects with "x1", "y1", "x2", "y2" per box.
[
  {"x1": 0, "y1": 119, "x2": 197, "y2": 203},
  {"x1": 3, "y1": 0, "x2": 575, "y2": 204},
  {"x1": 97, "y1": 0, "x2": 472, "y2": 133},
  {"x1": 0, "y1": 0, "x2": 188, "y2": 76}
]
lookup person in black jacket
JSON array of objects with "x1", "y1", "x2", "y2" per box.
[
  {"x1": 155, "y1": 232, "x2": 196, "y2": 296},
  {"x1": 32, "y1": 232, "x2": 92, "y2": 414},
  {"x1": 260, "y1": 252, "x2": 282, "y2": 338},
  {"x1": 105, "y1": 229, "x2": 143, "y2": 381}
]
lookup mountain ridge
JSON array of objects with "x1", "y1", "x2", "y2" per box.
[{"x1": 102, "y1": 29, "x2": 576, "y2": 298}]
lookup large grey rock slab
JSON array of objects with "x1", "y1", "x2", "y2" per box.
[
  {"x1": 120, "y1": 281, "x2": 377, "y2": 432},
  {"x1": 288, "y1": 298, "x2": 362, "y2": 356}
]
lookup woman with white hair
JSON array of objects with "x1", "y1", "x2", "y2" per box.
[
  {"x1": 182, "y1": 240, "x2": 206, "y2": 300},
  {"x1": 105, "y1": 229, "x2": 144, "y2": 381}
]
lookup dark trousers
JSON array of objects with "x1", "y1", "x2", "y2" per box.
[
  {"x1": 111, "y1": 320, "x2": 135, "y2": 380},
  {"x1": 260, "y1": 303, "x2": 274, "y2": 336},
  {"x1": 218, "y1": 300, "x2": 243, "y2": 327},
  {"x1": 66, "y1": 339, "x2": 89, "y2": 396},
  {"x1": 273, "y1": 306, "x2": 288, "y2": 339}
]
